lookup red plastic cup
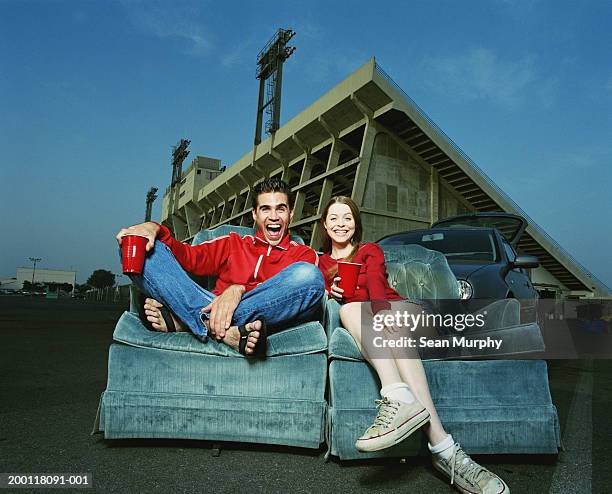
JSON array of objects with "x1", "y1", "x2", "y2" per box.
[
  {"x1": 337, "y1": 261, "x2": 362, "y2": 298},
  {"x1": 121, "y1": 234, "x2": 148, "y2": 274}
]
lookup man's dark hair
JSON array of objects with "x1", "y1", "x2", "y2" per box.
[{"x1": 252, "y1": 177, "x2": 293, "y2": 209}]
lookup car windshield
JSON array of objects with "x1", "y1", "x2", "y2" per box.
[
  {"x1": 379, "y1": 230, "x2": 498, "y2": 262},
  {"x1": 432, "y1": 216, "x2": 525, "y2": 245}
]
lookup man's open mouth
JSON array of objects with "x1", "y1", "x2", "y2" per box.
[{"x1": 266, "y1": 224, "x2": 283, "y2": 239}]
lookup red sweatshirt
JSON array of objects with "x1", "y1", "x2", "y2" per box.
[
  {"x1": 318, "y1": 242, "x2": 402, "y2": 314},
  {"x1": 155, "y1": 224, "x2": 319, "y2": 295}
]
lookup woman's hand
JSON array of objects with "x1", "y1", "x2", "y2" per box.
[
  {"x1": 330, "y1": 276, "x2": 344, "y2": 301},
  {"x1": 375, "y1": 309, "x2": 401, "y2": 336}
]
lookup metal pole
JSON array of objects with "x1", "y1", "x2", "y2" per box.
[
  {"x1": 272, "y1": 62, "x2": 283, "y2": 133},
  {"x1": 254, "y1": 77, "x2": 265, "y2": 145},
  {"x1": 28, "y1": 257, "x2": 41, "y2": 289}
]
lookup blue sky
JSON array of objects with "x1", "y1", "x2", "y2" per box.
[{"x1": 1, "y1": 0, "x2": 610, "y2": 288}]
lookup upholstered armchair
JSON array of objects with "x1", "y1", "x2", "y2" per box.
[
  {"x1": 325, "y1": 244, "x2": 560, "y2": 460},
  {"x1": 93, "y1": 226, "x2": 328, "y2": 449}
]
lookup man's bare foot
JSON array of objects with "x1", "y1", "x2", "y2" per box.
[
  {"x1": 221, "y1": 320, "x2": 262, "y2": 355},
  {"x1": 143, "y1": 298, "x2": 187, "y2": 332}
]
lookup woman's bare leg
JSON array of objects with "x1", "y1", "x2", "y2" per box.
[
  {"x1": 339, "y1": 302, "x2": 403, "y2": 387},
  {"x1": 340, "y1": 301, "x2": 449, "y2": 446},
  {"x1": 387, "y1": 300, "x2": 449, "y2": 445}
]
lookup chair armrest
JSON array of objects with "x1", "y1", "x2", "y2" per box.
[
  {"x1": 324, "y1": 299, "x2": 342, "y2": 339},
  {"x1": 128, "y1": 285, "x2": 140, "y2": 315}
]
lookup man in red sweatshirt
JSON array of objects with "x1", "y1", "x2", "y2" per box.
[{"x1": 116, "y1": 178, "x2": 325, "y2": 356}]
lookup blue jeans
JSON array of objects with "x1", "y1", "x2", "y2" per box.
[{"x1": 126, "y1": 241, "x2": 325, "y2": 341}]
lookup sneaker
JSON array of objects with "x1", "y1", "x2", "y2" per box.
[
  {"x1": 432, "y1": 442, "x2": 509, "y2": 494},
  {"x1": 355, "y1": 397, "x2": 430, "y2": 452}
]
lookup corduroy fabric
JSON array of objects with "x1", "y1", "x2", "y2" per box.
[
  {"x1": 325, "y1": 243, "x2": 558, "y2": 460},
  {"x1": 114, "y1": 311, "x2": 328, "y2": 358},
  {"x1": 327, "y1": 358, "x2": 560, "y2": 460},
  {"x1": 96, "y1": 343, "x2": 327, "y2": 447},
  {"x1": 96, "y1": 227, "x2": 327, "y2": 448}
]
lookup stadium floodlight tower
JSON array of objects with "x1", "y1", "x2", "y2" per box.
[
  {"x1": 254, "y1": 28, "x2": 296, "y2": 145},
  {"x1": 144, "y1": 187, "x2": 158, "y2": 222},
  {"x1": 171, "y1": 138, "x2": 191, "y2": 187},
  {"x1": 28, "y1": 257, "x2": 41, "y2": 288}
]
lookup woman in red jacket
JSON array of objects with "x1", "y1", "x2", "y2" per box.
[{"x1": 319, "y1": 196, "x2": 508, "y2": 494}]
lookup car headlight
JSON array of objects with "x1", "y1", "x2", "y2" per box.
[{"x1": 457, "y1": 279, "x2": 473, "y2": 299}]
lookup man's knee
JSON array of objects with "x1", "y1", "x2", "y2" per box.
[{"x1": 288, "y1": 262, "x2": 324, "y2": 291}]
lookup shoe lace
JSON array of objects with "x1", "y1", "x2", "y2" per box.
[
  {"x1": 448, "y1": 443, "x2": 488, "y2": 487},
  {"x1": 372, "y1": 397, "x2": 399, "y2": 428}
]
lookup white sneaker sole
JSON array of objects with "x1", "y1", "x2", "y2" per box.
[
  {"x1": 432, "y1": 462, "x2": 510, "y2": 494},
  {"x1": 355, "y1": 408, "x2": 431, "y2": 452}
]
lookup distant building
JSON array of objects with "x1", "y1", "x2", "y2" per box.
[
  {"x1": 0, "y1": 277, "x2": 20, "y2": 291},
  {"x1": 17, "y1": 267, "x2": 76, "y2": 290},
  {"x1": 161, "y1": 58, "x2": 610, "y2": 299},
  {"x1": 161, "y1": 155, "x2": 224, "y2": 237}
]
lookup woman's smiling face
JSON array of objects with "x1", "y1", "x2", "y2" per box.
[{"x1": 324, "y1": 202, "x2": 356, "y2": 246}]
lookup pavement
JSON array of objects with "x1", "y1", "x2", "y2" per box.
[{"x1": 1, "y1": 297, "x2": 610, "y2": 493}]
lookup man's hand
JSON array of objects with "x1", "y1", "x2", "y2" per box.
[
  {"x1": 116, "y1": 222, "x2": 160, "y2": 252},
  {"x1": 201, "y1": 284, "x2": 245, "y2": 340},
  {"x1": 330, "y1": 276, "x2": 344, "y2": 301}
]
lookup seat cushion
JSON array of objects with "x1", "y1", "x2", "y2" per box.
[
  {"x1": 327, "y1": 358, "x2": 561, "y2": 458},
  {"x1": 382, "y1": 245, "x2": 460, "y2": 300},
  {"x1": 328, "y1": 327, "x2": 363, "y2": 361},
  {"x1": 114, "y1": 311, "x2": 327, "y2": 357}
]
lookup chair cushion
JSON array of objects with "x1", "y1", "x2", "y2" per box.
[
  {"x1": 382, "y1": 245, "x2": 460, "y2": 300},
  {"x1": 114, "y1": 311, "x2": 327, "y2": 358},
  {"x1": 328, "y1": 326, "x2": 363, "y2": 361}
]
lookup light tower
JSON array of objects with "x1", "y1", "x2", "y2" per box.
[
  {"x1": 28, "y1": 257, "x2": 41, "y2": 289},
  {"x1": 254, "y1": 29, "x2": 296, "y2": 145},
  {"x1": 171, "y1": 139, "x2": 191, "y2": 187},
  {"x1": 145, "y1": 187, "x2": 158, "y2": 222}
]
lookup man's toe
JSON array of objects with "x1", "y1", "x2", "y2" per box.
[{"x1": 151, "y1": 322, "x2": 166, "y2": 332}]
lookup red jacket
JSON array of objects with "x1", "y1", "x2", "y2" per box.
[
  {"x1": 155, "y1": 224, "x2": 319, "y2": 295},
  {"x1": 319, "y1": 242, "x2": 402, "y2": 313}
]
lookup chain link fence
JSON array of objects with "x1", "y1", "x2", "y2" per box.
[{"x1": 85, "y1": 284, "x2": 131, "y2": 305}]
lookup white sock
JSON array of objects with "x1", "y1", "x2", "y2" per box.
[
  {"x1": 380, "y1": 382, "x2": 415, "y2": 404},
  {"x1": 428, "y1": 434, "x2": 455, "y2": 461}
]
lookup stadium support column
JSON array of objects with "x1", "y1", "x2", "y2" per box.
[
  {"x1": 350, "y1": 93, "x2": 376, "y2": 206},
  {"x1": 290, "y1": 134, "x2": 313, "y2": 223},
  {"x1": 184, "y1": 202, "x2": 203, "y2": 239},
  {"x1": 198, "y1": 196, "x2": 215, "y2": 230},
  {"x1": 430, "y1": 167, "x2": 439, "y2": 224},
  {"x1": 351, "y1": 120, "x2": 377, "y2": 206},
  {"x1": 311, "y1": 116, "x2": 342, "y2": 245}
]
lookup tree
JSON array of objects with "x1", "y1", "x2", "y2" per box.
[
  {"x1": 75, "y1": 283, "x2": 91, "y2": 295},
  {"x1": 22, "y1": 281, "x2": 45, "y2": 292},
  {"x1": 46, "y1": 282, "x2": 74, "y2": 293},
  {"x1": 87, "y1": 269, "x2": 116, "y2": 289}
]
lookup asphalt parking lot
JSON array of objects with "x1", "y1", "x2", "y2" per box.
[{"x1": 1, "y1": 297, "x2": 610, "y2": 493}]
